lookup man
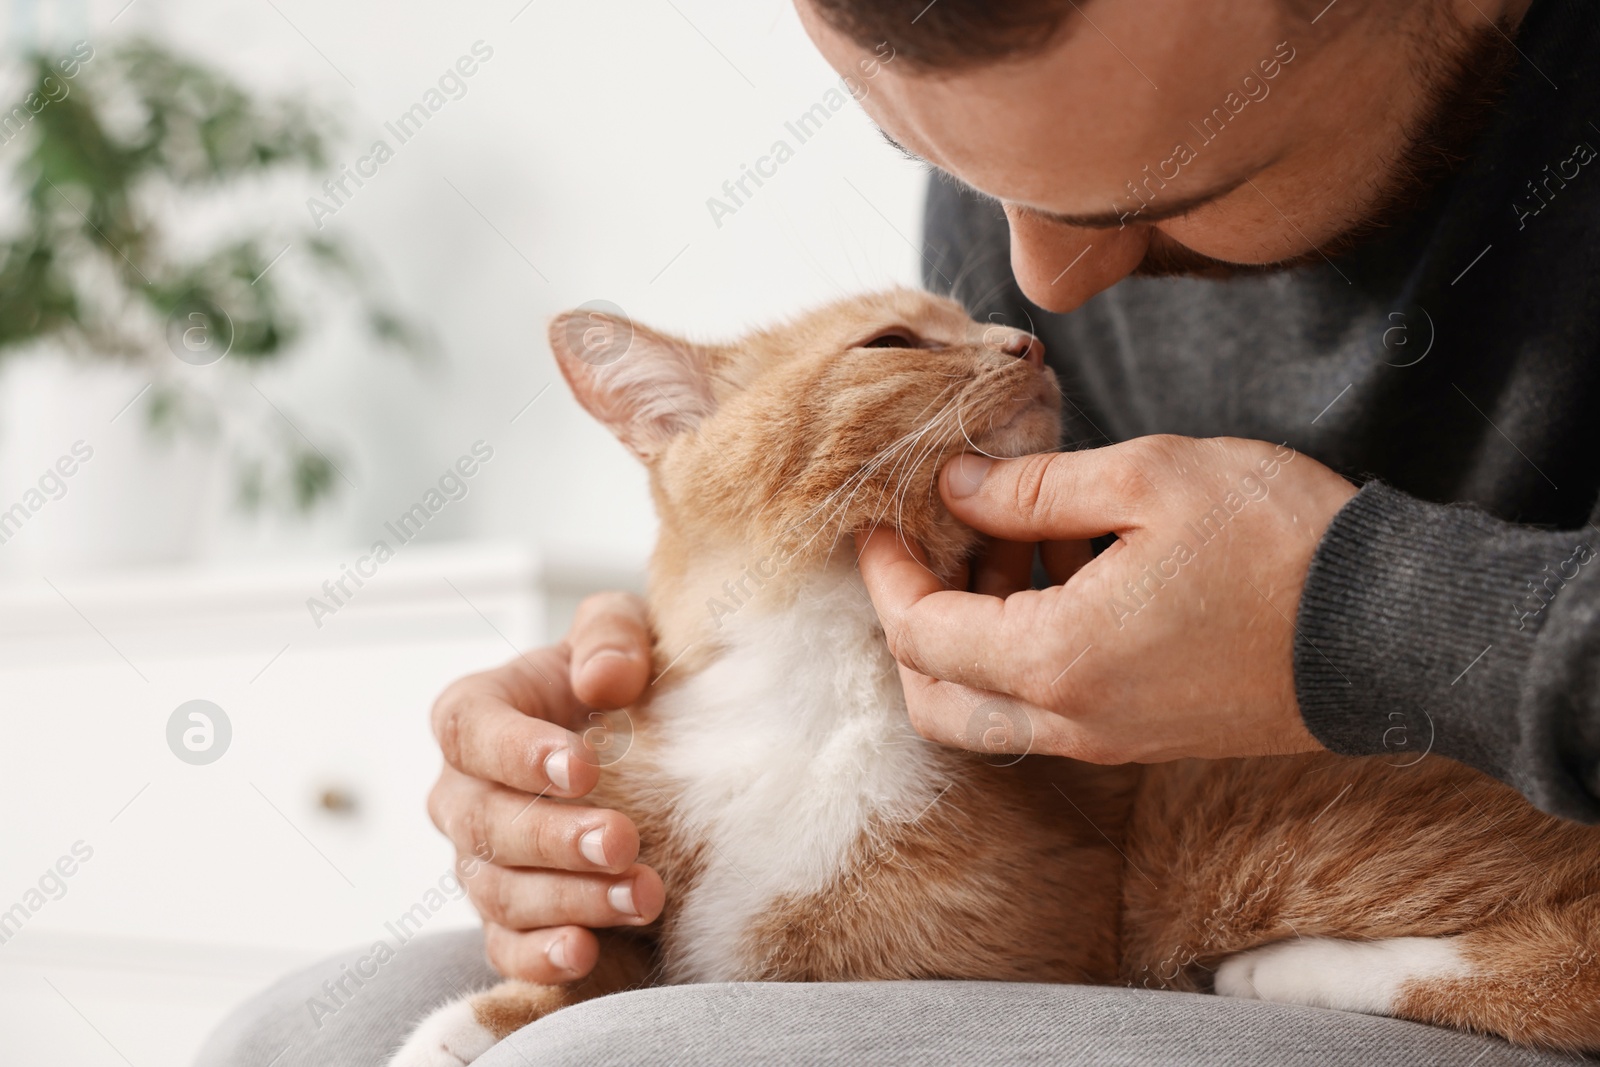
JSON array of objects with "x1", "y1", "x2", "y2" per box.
[{"x1": 201, "y1": 0, "x2": 1599, "y2": 1063}]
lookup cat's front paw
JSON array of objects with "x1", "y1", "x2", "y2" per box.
[{"x1": 387, "y1": 997, "x2": 499, "y2": 1067}]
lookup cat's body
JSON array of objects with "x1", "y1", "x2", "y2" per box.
[
  {"x1": 1129, "y1": 753, "x2": 1600, "y2": 1046},
  {"x1": 627, "y1": 562, "x2": 1131, "y2": 988},
  {"x1": 391, "y1": 291, "x2": 1600, "y2": 1066}
]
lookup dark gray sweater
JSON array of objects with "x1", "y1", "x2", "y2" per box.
[{"x1": 921, "y1": 0, "x2": 1600, "y2": 822}]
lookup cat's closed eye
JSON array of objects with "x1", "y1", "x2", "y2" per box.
[{"x1": 858, "y1": 330, "x2": 921, "y2": 349}]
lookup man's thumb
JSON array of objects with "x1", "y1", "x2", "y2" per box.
[
  {"x1": 938, "y1": 450, "x2": 1132, "y2": 541},
  {"x1": 943, "y1": 454, "x2": 994, "y2": 499}
]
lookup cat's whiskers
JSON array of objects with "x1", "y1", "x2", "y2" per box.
[
  {"x1": 864, "y1": 389, "x2": 973, "y2": 541},
  {"x1": 954, "y1": 389, "x2": 1009, "y2": 462},
  {"x1": 768, "y1": 381, "x2": 960, "y2": 539},
  {"x1": 967, "y1": 274, "x2": 1029, "y2": 324},
  {"x1": 947, "y1": 245, "x2": 1011, "y2": 312},
  {"x1": 886, "y1": 412, "x2": 967, "y2": 537},
  {"x1": 787, "y1": 383, "x2": 963, "y2": 536},
  {"x1": 788, "y1": 384, "x2": 970, "y2": 561},
  {"x1": 753, "y1": 364, "x2": 1034, "y2": 580}
]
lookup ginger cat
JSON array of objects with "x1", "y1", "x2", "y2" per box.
[{"x1": 391, "y1": 290, "x2": 1600, "y2": 1065}]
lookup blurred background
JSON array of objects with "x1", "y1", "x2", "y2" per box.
[{"x1": 0, "y1": 1, "x2": 923, "y2": 1061}]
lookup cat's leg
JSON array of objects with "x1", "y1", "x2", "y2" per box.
[
  {"x1": 1388, "y1": 907, "x2": 1600, "y2": 1053},
  {"x1": 1216, "y1": 910, "x2": 1600, "y2": 1053},
  {"x1": 387, "y1": 932, "x2": 656, "y2": 1067}
]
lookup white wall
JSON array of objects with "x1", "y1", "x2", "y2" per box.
[{"x1": 0, "y1": 0, "x2": 927, "y2": 576}]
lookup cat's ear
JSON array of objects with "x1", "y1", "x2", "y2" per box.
[{"x1": 549, "y1": 308, "x2": 717, "y2": 463}]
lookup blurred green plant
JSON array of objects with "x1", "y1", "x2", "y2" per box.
[{"x1": 0, "y1": 39, "x2": 429, "y2": 512}]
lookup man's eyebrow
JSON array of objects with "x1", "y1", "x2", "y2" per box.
[{"x1": 877, "y1": 128, "x2": 1250, "y2": 230}]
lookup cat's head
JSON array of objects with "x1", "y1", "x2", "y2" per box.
[{"x1": 551, "y1": 288, "x2": 1059, "y2": 581}]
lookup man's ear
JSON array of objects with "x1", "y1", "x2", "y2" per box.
[{"x1": 549, "y1": 308, "x2": 717, "y2": 463}]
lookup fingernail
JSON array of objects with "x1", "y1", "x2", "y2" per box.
[
  {"x1": 579, "y1": 827, "x2": 607, "y2": 866},
  {"x1": 608, "y1": 880, "x2": 637, "y2": 916},
  {"x1": 581, "y1": 647, "x2": 632, "y2": 676},
  {"x1": 945, "y1": 454, "x2": 993, "y2": 498},
  {"x1": 544, "y1": 749, "x2": 571, "y2": 792},
  {"x1": 546, "y1": 935, "x2": 571, "y2": 972}
]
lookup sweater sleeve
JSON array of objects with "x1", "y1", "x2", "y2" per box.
[{"x1": 1295, "y1": 481, "x2": 1600, "y2": 823}]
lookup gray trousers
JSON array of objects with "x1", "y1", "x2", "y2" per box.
[{"x1": 194, "y1": 929, "x2": 1589, "y2": 1067}]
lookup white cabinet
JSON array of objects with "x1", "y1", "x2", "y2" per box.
[{"x1": 0, "y1": 542, "x2": 575, "y2": 1066}]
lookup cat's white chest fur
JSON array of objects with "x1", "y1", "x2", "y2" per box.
[{"x1": 648, "y1": 563, "x2": 948, "y2": 982}]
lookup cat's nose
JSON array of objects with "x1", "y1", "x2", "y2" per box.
[{"x1": 997, "y1": 331, "x2": 1045, "y2": 367}]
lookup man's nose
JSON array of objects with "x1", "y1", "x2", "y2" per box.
[{"x1": 1002, "y1": 206, "x2": 1152, "y2": 314}]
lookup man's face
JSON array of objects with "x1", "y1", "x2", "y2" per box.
[{"x1": 797, "y1": 0, "x2": 1525, "y2": 313}]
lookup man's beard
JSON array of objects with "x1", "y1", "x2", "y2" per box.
[{"x1": 1134, "y1": 22, "x2": 1519, "y2": 279}]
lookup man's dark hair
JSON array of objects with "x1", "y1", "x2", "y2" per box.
[
  {"x1": 808, "y1": 0, "x2": 1369, "y2": 72},
  {"x1": 809, "y1": 0, "x2": 1073, "y2": 71}
]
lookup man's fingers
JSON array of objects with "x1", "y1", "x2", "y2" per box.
[
  {"x1": 897, "y1": 664, "x2": 1118, "y2": 765},
  {"x1": 855, "y1": 526, "x2": 972, "y2": 680},
  {"x1": 854, "y1": 526, "x2": 949, "y2": 662},
  {"x1": 570, "y1": 591, "x2": 652, "y2": 709},
  {"x1": 428, "y1": 768, "x2": 638, "y2": 872},
  {"x1": 858, "y1": 527, "x2": 1076, "y2": 701},
  {"x1": 484, "y1": 922, "x2": 599, "y2": 983},
  {"x1": 894, "y1": 667, "x2": 995, "y2": 751},
  {"x1": 940, "y1": 445, "x2": 1161, "y2": 542},
  {"x1": 464, "y1": 862, "x2": 664, "y2": 931},
  {"x1": 432, "y1": 685, "x2": 598, "y2": 798}
]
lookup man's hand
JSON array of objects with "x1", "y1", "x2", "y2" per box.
[
  {"x1": 428, "y1": 592, "x2": 664, "y2": 982},
  {"x1": 857, "y1": 435, "x2": 1359, "y2": 764}
]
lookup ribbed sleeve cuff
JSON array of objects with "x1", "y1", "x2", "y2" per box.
[{"x1": 1294, "y1": 482, "x2": 1567, "y2": 780}]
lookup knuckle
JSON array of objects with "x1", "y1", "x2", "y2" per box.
[
  {"x1": 488, "y1": 868, "x2": 521, "y2": 926},
  {"x1": 905, "y1": 701, "x2": 941, "y2": 741},
  {"x1": 1092, "y1": 446, "x2": 1156, "y2": 512},
  {"x1": 1016, "y1": 674, "x2": 1059, "y2": 714},
  {"x1": 881, "y1": 621, "x2": 912, "y2": 666},
  {"x1": 1074, "y1": 741, "x2": 1126, "y2": 765},
  {"x1": 1031, "y1": 617, "x2": 1080, "y2": 691},
  {"x1": 432, "y1": 690, "x2": 470, "y2": 769},
  {"x1": 575, "y1": 591, "x2": 648, "y2": 637},
  {"x1": 1047, "y1": 723, "x2": 1122, "y2": 765},
  {"x1": 482, "y1": 924, "x2": 517, "y2": 973},
  {"x1": 1010, "y1": 452, "x2": 1062, "y2": 522},
  {"x1": 902, "y1": 692, "x2": 931, "y2": 731},
  {"x1": 456, "y1": 799, "x2": 492, "y2": 857},
  {"x1": 1128, "y1": 434, "x2": 1188, "y2": 479},
  {"x1": 901, "y1": 683, "x2": 956, "y2": 744},
  {"x1": 882, "y1": 621, "x2": 928, "y2": 677},
  {"x1": 1104, "y1": 462, "x2": 1150, "y2": 508},
  {"x1": 425, "y1": 778, "x2": 451, "y2": 833},
  {"x1": 466, "y1": 864, "x2": 505, "y2": 922},
  {"x1": 491, "y1": 728, "x2": 532, "y2": 786},
  {"x1": 528, "y1": 804, "x2": 573, "y2": 864}
]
